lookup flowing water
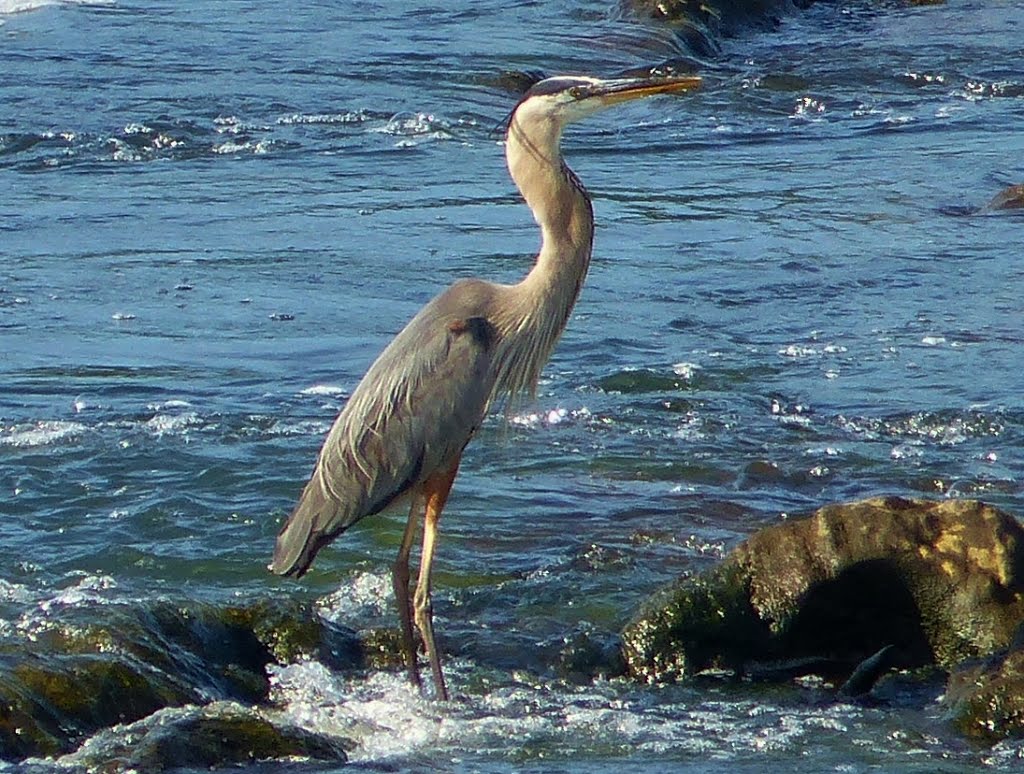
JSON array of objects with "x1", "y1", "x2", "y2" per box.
[{"x1": 2, "y1": 0, "x2": 1024, "y2": 770}]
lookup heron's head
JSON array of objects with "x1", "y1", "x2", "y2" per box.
[{"x1": 509, "y1": 74, "x2": 701, "y2": 135}]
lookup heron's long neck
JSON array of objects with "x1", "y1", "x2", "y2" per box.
[
  {"x1": 507, "y1": 116, "x2": 594, "y2": 309},
  {"x1": 491, "y1": 115, "x2": 594, "y2": 400}
]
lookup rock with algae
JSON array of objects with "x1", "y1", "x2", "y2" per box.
[
  {"x1": 58, "y1": 701, "x2": 351, "y2": 772},
  {"x1": 944, "y1": 631, "x2": 1024, "y2": 743},
  {"x1": 0, "y1": 652, "x2": 193, "y2": 761},
  {"x1": 982, "y1": 183, "x2": 1024, "y2": 212},
  {"x1": 623, "y1": 497, "x2": 1024, "y2": 689},
  {"x1": 621, "y1": 0, "x2": 816, "y2": 56},
  {"x1": 0, "y1": 596, "x2": 361, "y2": 762}
]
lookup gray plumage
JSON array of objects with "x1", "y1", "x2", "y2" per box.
[
  {"x1": 272, "y1": 291, "x2": 497, "y2": 576},
  {"x1": 270, "y1": 73, "x2": 701, "y2": 700}
]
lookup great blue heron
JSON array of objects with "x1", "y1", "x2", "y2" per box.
[{"x1": 271, "y1": 73, "x2": 701, "y2": 700}]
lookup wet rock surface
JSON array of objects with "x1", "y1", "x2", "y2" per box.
[
  {"x1": 982, "y1": 183, "x2": 1024, "y2": 212},
  {"x1": 56, "y1": 701, "x2": 351, "y2": 772},
  {"x1": 945, "y1": 632, "x2": 1024, "y2": 742},
  {"x1": 0, "y1": 652, "x2": 192, "y2": 760},
  {"x1": 622, "y1": 497, "x2": 1024, "y2": 730},
  {"x1": 621, "y1": 0, "x2": 816, "y2": 55},
  {"x1": 0, "y1": 597, "x2": 361, "y2": 761}
]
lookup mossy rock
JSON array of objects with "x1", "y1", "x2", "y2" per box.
[
  {"x1": 0, "y1": 652, "x2": 193, "y2": 759},
  {"x1": 623, "y1": 562, "x2": 772, "y2": 682},
  {"x1": 358, "y1": 627, "x2": 410, "y2": 671},
  {"x1": 623, "y1": 497, "x2": 1024, "y2": 684},
  {"x1": 0, "y1": 676, "x2": 66, "y2": 760},
  {"x1": 221, "y1": 598, "x2": 362, "y2": 670},
  {"x1": 62, "y1": 701, "x2": 351, "y2": 772},
  {"x1": 597, "y1": 369, "x2": 689, "y2": 394},
  {"x1": 622, "y1": 0, "x2": 816, "y2": 55},
  {"x1": 554, "y1": 627, "x2": 628, "y2": 684},
  {"x1": 0, "y1": 596, "x2": 362, "y2": 762},
  {"x1": 945, "y1": 636, "x2": 1024, "y2": 742}
]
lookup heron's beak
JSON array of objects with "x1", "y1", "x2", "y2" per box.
[{"x1": 587, "y1": 75, "x2": 702, "y2": 106}]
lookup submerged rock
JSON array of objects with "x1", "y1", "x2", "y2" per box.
[
  {"x1": 0, "y1": 651, "x2": 194, "y2": 761},
  {"x1": 598, "y1": 368, "x2": 689, "y2": 394},
  {"x1": 0, "y1": 596, "x2": 361, "y2": 762},
  {"x1": 358, "y1": 626, "x2": 411, "y2": 671},
  {"x1": 944, "y1": 632, "x2": 1024, "y2": 742},
  {"x1": 554, "y1": 627, "x2": 628, "y2": 684},
  {"x1": 837, "y1": 644, "x2": 899, "y2": 698},
  {"x1": 623, "y1": 497, "x2": 1024, "y2": 689},
  {"x1": 60, "y1": 701, "x2": 351, "y2": 772},
  {"x1": 621, "y1": 0, "x2": 816, "y2": 55},
  {"x1": 982, "y1": 183, "x2": 1024, "y2": 212}
]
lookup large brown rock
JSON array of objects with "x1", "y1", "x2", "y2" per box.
[{"x1": 623, "y1": 497, "x2": 1024, "y2": 685}]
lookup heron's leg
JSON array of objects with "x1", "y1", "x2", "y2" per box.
[
  {"x1": 394, "y1": 494, "x2": 423, "y2": 691},
  {"x1": 414, "y1": 462, "x2": 459, "y2": 701}
]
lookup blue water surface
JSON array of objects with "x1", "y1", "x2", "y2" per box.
[{"x1": 2, "y1": 0, "x2": 1024, "y2": 770}]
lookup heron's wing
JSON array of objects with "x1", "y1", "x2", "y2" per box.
[{"x1": 272, "y1": 298, "x2": 496, "y2": 577}]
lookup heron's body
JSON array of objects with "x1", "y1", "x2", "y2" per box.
[{"x1": 271, "y1": 73, "x2": 700, "y2": 699}]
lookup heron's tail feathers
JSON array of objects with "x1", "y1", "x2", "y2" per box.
[{"x1": 270, "y1": 479, "x2": 345, "y2": 578}]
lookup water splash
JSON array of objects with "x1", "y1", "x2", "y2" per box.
[
  {"x1": 0, "y1": 420, "x2": 87, "y2": 448},
  {"x1": 278, "y1": 111, "x2": 373, "y2": 126},
  {"x1": 144, "y1": 411, "x2": 203, "y2": 437},
  {"x1": 316, "y1": 571, "x2": 393, "y2": 626},
  {"x1": 373, "y1": 112, "x2": 455, "y2": 146},
  {"x1": 266, "y1": 661, "x2": 895, "y2": 769},
  {"x1": 299, "y1": 384, "x2": 348, "y2": 398}
]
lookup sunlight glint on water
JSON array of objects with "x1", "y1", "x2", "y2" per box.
[{"x1": 2, "y1": 0, "x2": 1024, "y2": 770}]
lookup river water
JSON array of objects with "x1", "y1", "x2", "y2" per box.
[{"x1": 2, "y1": 0, "x2": 1024, "y2": 770}]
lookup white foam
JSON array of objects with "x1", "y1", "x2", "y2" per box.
[
  {"x1": 670, "y1": 409, "x2": 705, "y2": 441},
  {"x1": 147, "y1": 399, "x2": 192, "y2": 411},
  {"x1": 212, "y1": 140, "x2": 271, "y2": 155},
  {"x1": 0, "y1": 0, "x2": 112, "y2": 14},
  {"x1": 278, "y1": 111, "x2": 369, "y2": 125},
  {"x1": 268, "y1": 662, "x2": 437, "y2": 761},
  {"x1": 672, "y1": 361, "x2": 702, "y2": 379},
  {"x1": 791, "y1": 96, "x2": 826, "y2": 120},
  {"x1": 0, "y1": 579, "x2": 35, "y2": 605},
  {"x1": 268, "y1": 662, "x2": 868, "y2": 766},
  {"x1": 266, "y1": 419, "x2": 331, "y2": 437},
  {"x1": 778, "y1": 344, "x2": 818, "y2": 358},
  {"x1": 0, "y1": 420, "x2": 86, "y2": 447},
  {"x1": 372, "y1": 112, "x2": 454, "y2": 146},
  {"x1": 32, "y1": 574, "x2": 118, "y2": 617},
  {"x1": 299, "y1": 384, "x2": 347, "y2": 397},
  {"x1": 891, "y1": 443, "x2": 924, "y2": 460},
  {"x1": 212, "y1": 116, "x2": 270, "y2": 135},
  {"x1": 108, "y1": 137, "x2": 141, "y2": 162},
  {"x1": 145, "y1": 411, "x2": 202, "y2": 436},
  {"x1": 316, "y1": 571, "x2": 392, "y2": 625}
]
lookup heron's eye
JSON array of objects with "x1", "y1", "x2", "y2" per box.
[{"x1": 568, "y1": 86, "x2": 584, "y2": 100}]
